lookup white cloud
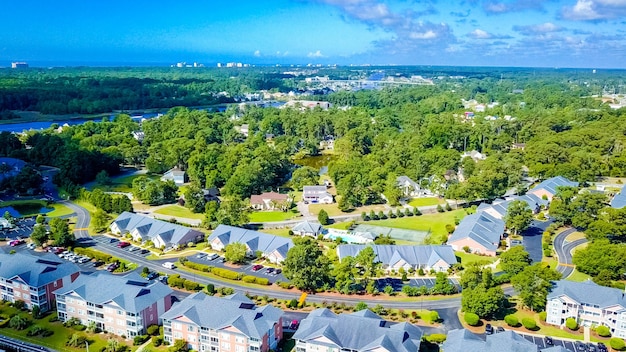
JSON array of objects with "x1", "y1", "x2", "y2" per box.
[
  {"x1": 562, "y1": 0, "x2": 626, "y2": 21},
  {"x1": 513, "y1": 22, "x2": 565, "y2": 35},
  {"x1": 469, "y1": 29, "x2": 492, "y2": 39},
  {"x1": 307, "y1": 50, "x2": 325, "y2": 58},
  {"x1": 254, "y1": 50, "x2": 261, "y2": 57}
]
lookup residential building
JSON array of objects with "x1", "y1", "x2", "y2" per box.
[
  {"x1": 291, "y1": 221, "x2": 323, "y2": 237},
  {"x1": 55, "y1": 272, "x2": 174, "y2": 337},
  {"x1": 447, "y1": 211, "x2": 505, "y2": 256},
  {"x1": 250, "y1": 192, "x2": 291, "y2": 211},
  {"x1": 442, "y1": 329, "x2": 543, "y2": 352},
  {"x1": 477, "y1": 193, "x2": 549, "y2": 219},
  {"x1": 11, "y1": 62, "x2": 28, "y2": 68},
  {"x1": 161, "y1": 292, "x2": 284, "y2": 352},
  {"x1": 208, "y1": 225, "x2": 293, "y2": 263},
  {"x1": 527, "y1": 176, "x2": 578, "y2": 201},
  {"x1": 161, "y1": 167, "x2": 186, "y2": 186},
  {"x1": 337, "y1": 245, "x2": 457, "y2": 273},
  {"x1": 293, "y1": 308, "x2": 422, "y2": 352},
  {"x1": 396, "y1": 175, "x2": 421, "y2": 197},
  {"x1": 110, "y1": 212, "x2": 204, "y2": 249},
  {"x1": 461, "y1": 150, "x2": 487, "y2": 161},
  {"x1": 0, "y1": 251, "x2": 80, "y2": 312},
  {"x1": 611, "y1": 189, "x2": 626, "y2": 209},
  {"x1": 0, "y1": 217, "x2": 12, "y2": 229},
  {"x1": 283, "y1": 100, "x2": 331, "y2": 110},
  {"x1": 546, "y1": 280, "x2": 626, "y2": 338},
  {"x1": 302, "y1": 186, "x2": 333, "y2": 204}
]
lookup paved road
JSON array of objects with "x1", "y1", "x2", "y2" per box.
[
  {"x1": 0, "y1": 334, "x2": 57, "y2": 351},
  {"x1": 553, "y1": 227, "x2": 586, "y2": 278},
  {"x1": 61, "y1": 201, "x2": 90, "y2": 239}
]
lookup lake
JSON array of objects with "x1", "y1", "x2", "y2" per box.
[
  {"x1": 0, "y1": 204, "x2": 53, "y2": 217},
  {"x1": 0, "y1": 113, "x2": 162, "y2": 133},
  {"x1": 293, "y1": 154, "x2": 339, "y2": 174}
]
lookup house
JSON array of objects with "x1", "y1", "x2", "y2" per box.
[
  {"x1": 442, "y1": 329, "x2": 543, "y2": 352},
  {"x1": 293, "y1": 308, "x2": 422, "y2": 352},
  {"x1": 336, "y1": 245, "x2": 458, "y2": 273},
  {"x1": 55, "y1": 271, "x2": 174, "y2": 338},
  {"x1": 0, "y1": 217, "x2": 12, "y2": 229},
  {"x1": 161, "y1": 292, "x2": 284, "y2": 352},
  {"x1": 611, "y1": 189, "x2": 626, "y2": 209},
  {"x1": 511, "y1": 143, "x2": 526, "y2": 150},
  {"x1": 161, "y1": 167, "x2": 186, "y2": 186},
  {"x1": 546, "y1": 280, "x2": 626, "y2": 339},
  {"x1": 0, "y1": 251, "x2": 81, "y2": 312},
  {"x1": 283, "y1": 100, "x2": 331, "y2": 111},
  {"x1": 447, "y1": 211, "x2": 505, "y2": 256},
  {"x1": 396, "y1": 176, "x2": 421, "y2": 197},
  {"x1": 250, "y1": 192, "x2": 291, "y2": 211},
  {"x1": 461, "y1": 150, "x2": 487, "y2": 161},
  {"x1": 303, "y1": 186, "x2": 333, "y2": 204},
  {"x1": 477, "y1": 193, "x2": 549, "y2": 219},
  {"x1": 110, "y1": 212, "x2": 204, "y2": 249},
  {"x1": 292, "y1": 221, "x2": 323, "y2": 237},
  {"x1": 527, "y1": 176, "x2": 578, "y2": 201},
  {"x1": 208, "y1": 225, "x2": 294, "y2": 263}
]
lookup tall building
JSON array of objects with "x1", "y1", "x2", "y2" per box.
[{"x1": 11, "y1": 62, "x2": 28, "y2": 68}]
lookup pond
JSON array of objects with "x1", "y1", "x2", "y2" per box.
[
  {"x1": 0, "y1": 204, "x2": 54, "y2": 217},
  {"x1": 294, "y1": 154, "x2": 339, "y2": 174}
]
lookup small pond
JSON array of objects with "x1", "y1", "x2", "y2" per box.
[
  {"x1": 0, "y1": 204, "x2": 54, "y2": 217},
  {"x1": 294, "y1": 154, "x2": 339, "y2": 174}
]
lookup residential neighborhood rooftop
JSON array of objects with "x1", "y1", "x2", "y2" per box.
[
  {"x1": 548, "y1": 279, "x2": 626, "y2": 309},
  {"x1": 531, "y1": 176, "x2": 578, "y2": 196},
  {"x1": 208, "y1": 225, "x2": 294, "y2": 262},
  {"x1": 611, "y1": 189, "x2": 626, "y2": 209},
  {"x1": 110, "y1": 212, "x2": 204, "y2": 248},
  {"x1": 448, "y1": 211, "x2": 505, "y2": 252},
  {"x1": 0, "y1": 251, "x2": 80, "y2": 287},
  {"x1": 442, "y1": 329, "x2": 543, "y2": 352},
  {"x1": 336, "y1": 245, "x2": 457, "y2": 271}
]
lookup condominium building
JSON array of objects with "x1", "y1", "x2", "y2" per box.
[
  {"x1": 546, "y1": 280, "x2": 626, "y2": 338},
  {"x1": 161, "y1": 292, "x2": 284, "y2": 352},
  {"x1": 0, "y1": 251, "x2": 80, "y2": 312},
  {"x1": 55, "y1": 272, "x2": 174, "y2": 337}
]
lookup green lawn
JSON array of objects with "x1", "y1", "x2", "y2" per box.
[
  {"x1": 258, "y1": 228, "x2": 293, "y2": 238},
  {"x1": 566, "y1": 269, "x2": 592, "y2": 282},
  {"x1": 408, "y1": 197, "x2": 445, "y2": 207},
  {"x1": 89, "y1": 173, "x2": 160, "y2": 193},
  {"x1": 248, "y1": 210, "x2": 300, "y2": 223},
  {"x1": 0, "y1": 200, "x2": 74, "y2": 218},
  {"x1": 368, "y1": 209, "x2": 467, "y2": 243},
  {"x1": 565, "y1": 231, "x2": 587, "y2": 242},
  {"x1": 455, "y1": 251, "x2": 498, "y2": 265},
  {"x1": 153, "y1": 205, "x2": 205, "y2": 220}
]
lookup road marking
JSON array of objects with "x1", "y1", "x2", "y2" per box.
[
  {"x1": 558, "y1": 263, "x2": 575, "y2": 267},
  {"x1": 73, "y1": 228, "x2": 88, "y2": 231}
]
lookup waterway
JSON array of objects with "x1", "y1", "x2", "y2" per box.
[{"x1": 293, "y1": 154, "x2": 339, "y2": 175}]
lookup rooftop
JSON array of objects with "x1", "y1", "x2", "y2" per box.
[{"x1": 0, "y1": 251, "x2": 80, "y2": 287}]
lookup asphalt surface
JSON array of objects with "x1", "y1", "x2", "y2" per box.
[
  {"x1": 62, "y1": 201, "x2": 90, "y2": 239},
  {"x1": 553, "y1": 227, "x2": 586, "y2": 278},
  {"x1": 521, "y1": 219, "x2": 554, "y2": 263}
]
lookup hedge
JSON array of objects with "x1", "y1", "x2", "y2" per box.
[
  {"x1": 464, "y1": 312, "x2": 480, "y2": 326},
  {"x1": 134, "y1": 335, "x2": 150, "y2": 346},
  {"x1": 611, "y1": 338, "x2": 626, "y2": 351},
  {"x1": 242, "y1": 275, "x2": 270, "y2": 285},
  {"x1": 276, "y1": 281, "x2": 293, "y2": 289},
  {"x1": 424, "y1": 334, "x2": 447, "y2": 344},
  {"x1": 73, "y1": 247, "x2": 113, "y2": 263},
  {"x1": 181, "y1": 260, "x2": 212, "y2": 273},
  {"x1": 522, "y1": 318, "x2": 537, "y2": 330},
  {"x1": 504, "y1": 314, "x2": 519, "y2": 327},
  {"x1": 167, "y1": 274, "x2": 202, "y2": 292},
  {"x1": 211, "y1": 267, "x2": 242, "y2": 280}
]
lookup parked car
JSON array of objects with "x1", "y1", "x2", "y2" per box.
[
  {"x1": 9, "y1": 239, "x2": 24, "y2": 247},
  {"x1": 252, "y1": 264, "x2": 263, "y2": 272},
  {"x1": 544, "y1": 336, "x2": 553, "y2": 346},
  {"x1": 78, "y1": 257, "x2": 90, "y2": 264},
  {"x1": 117, "y1": 241, "x2": 130, "y2": 248},
  {"x1": 587, "y1": 343, "x2": 597, "y2": 352},
  {"x1": 162, "y1": 262, "x2": 176, "y2": 269},
  {"x1": 106, "y1": 262, "x2": 119, "y2": 272},
  {"x1": 275, "y1": 268, "x2": 282, "y2": 275},
  {"x1": 128, "y1": 246, "x2": 140, "y2": 252},
  {"x1": 196, "y1": 253, "x2": 205, "y2": 259},
  {"x1": 146, "y1": 272, "x2": 159, "y2": 280},
  {"x1": 289, "y1": 320, "x2": 299, "y2": 330},
  {"x1": 93, "y1": 261, "x2": 105, "y2": 267},
  {"x1": 26, "y1": 243, "x2": 36, "y2": 250},
  {"x1": 576, "y1": 342, "x2": 586, "y2": 351},
  {"x1": 496, "y1": 326, "x2": 505, "y2": 333},
  {"x1": 266, "y1": 268, "x2": 275, "y2": 274},
  {"x1": 206, "y1": 253, "x2": 219, "y2": 260},
  {"x1": 485, "y1": 324, "x2": 493, "y2": 335},
  {"x1": 597, "y1": 342, "x2": 608, "y2": 352}
]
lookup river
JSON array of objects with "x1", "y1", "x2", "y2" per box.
[{"x1": 0, "y1": 114, "x2": 160, "y2": 133}]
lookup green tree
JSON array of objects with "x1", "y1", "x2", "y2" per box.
[
  {"x1": 283, "y1": 237, "x2": 331, "y2": 292},
  {"x1": 355, "y1": 246, "x2": 380, "y2": 287},
  {"x1": 354, "y1": 302, "x2": 368, "y2": 311},
  {"x1": 35, "y1": 214, "x2": 46, "y2": 224},
  {"x1": 168, "y1": 339, "x2": 189, "y2": 352},
  {"x1": 30, "y1": 224, "x2": 48, "y2": 246},
  {"x1": 49, "y1": 217, "x2": 74, "y2": 247},
  {"x1": 500, "y1": 246, "x2": 532, "y2": 275},
  {"x1": 92, "y1": 209, "x2": 110, "y2": 233},
  {"x1": 224, "y1": 242, "x2": 248, "y2": 264},
  {"x1": 9, "y1": 315, "x2": 29, "y2": 330},
  {"x1": 318, "y1": 209, "x2": 330, "y2": 225},
  {"x1": 183, "y1": 183, "x2": 207, "y2": 213},
  {"x1": 96, "y1": 170, "x2": 112, "y2": 186},
  {"x1": 511, "y1": 263, "x2": 561, "y2": 311},
  {"x1": 332, "y1": 256, "x2": 358, "y2": 294},
  {"x1": 291, "y1": 166, "x2": 320, "y2": 190},
  {"x1": 504, "y1": 200, "x2": 533, "y2": 235},
  {"x1": 216, "y1": 198, "x2": 249, "y2": 226}
]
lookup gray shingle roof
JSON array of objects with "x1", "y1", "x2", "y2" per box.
[
  {"x1": 161, "y1": 292, "x2": 283, "y2": 339},
  {"x1": 448, "y1": 211, "x2": 504, "y2": 251},
  {"x1": 292, "y1": 221, "x2": 322, "y2": 234},
  {"x1": 55, "y1": 271, "x2": 173, "y2": 313},
  {"x1": 292, "y1": 308, "x2": 422, "y2": 352},
  {"x1": 111, "y1": 212, "x2": 204, "y2": 247},
  {"x1": 0, "y1": 251, "x2": 80, "y2": 287},
  {"x1": 531, "y1": 176, "x2": 578, "y2": 196},
  {"x1": 478, "y1": 193, "x2": 549, "y2": 218},
  {"x1": 611, "y1": 189, "x2": 626, "y2": 209},
  {"x1": 209, "y1": 225, "x2": 293, "y2": 259},
  {"x1": 396, "y1": 176, "x2": 419, "y2": 189},
  {"x1": 548, "y1": 280, "x2": 626, "y2": 309},
  {"x1": 336, "y1": 245, "x2": 457, "y2": 269},
  {"x1": 442, "y1": 329, "x2": 538, "y2": 352},
  {"x1": 542, "y1": 346, "x2": 573, "y2": 352}
]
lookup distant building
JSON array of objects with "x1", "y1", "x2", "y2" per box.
[
  {"x1": 11, "y1": 62, "x2": 28, "y2": 68},
  {"x1": 292, "y1": 221, "x2": 323, "y2": 237},
  {"x1": 293, "y1": 309, "x2": 422, "y2": 352},
  {"x1": 208, "y1": 225, "x2": 293, "y2": 263},
  {"x1": 303, "y1": 186, "x2": 333, "y2": 204},
  {"x1": 337, "y1": 245, "x2": 458, "y2": 273},
  {"x1": 461, "y1": 150, "x2": 487, "y2": 161},
  {"x1": 611, "y1": 189, "x2": 626, "y2": 209},
  {"x1": 527, "y1": 176, "x2": 578, "y2": 201},
  {"x1": 110, "y1": 212, "x2": 204, "y2": 249},
  {"x1": 162, "y1": 292, "x2": 284, "y2": 352},
  {"x1": 447, "y1": 211, "x2": 505, "y2": 256},
  {"x1": 282, "y1": 100, "x2": 331, "y2": 111},
  {"x1": 396, "y1": 175, "x2": 421, "y2": 197},
  {"x1": 250, "y1": 192, "x2": 291, "y2": 211},
  {"x1": 161, "y1": 167, "x2": 186, "y2": 186}
]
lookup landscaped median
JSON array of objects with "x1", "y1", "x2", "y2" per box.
[{"x1": 178, "y1": 258, "x2": 270, "y2": 286}]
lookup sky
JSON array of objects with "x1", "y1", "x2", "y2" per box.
[{"x1": 1, "y1": 0, "x2": 626, "y2": 68}]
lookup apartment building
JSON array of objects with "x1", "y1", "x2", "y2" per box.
[
  {"x1": 0, "y1": 251, "x2": 80, "y2": 312},
  {"x1": 161, "y1": 292, "x2": 284, "y2": 352},
  {"x1": 55, "y1": 272, "x2": 174, "y2": 337},
  {"x1": 546, "y1": 280, "x2": 626, "y2": 338}
]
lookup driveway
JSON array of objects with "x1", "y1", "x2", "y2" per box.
[{"x1": 521, "y1": 219, "x2": 554, "y2": 263}]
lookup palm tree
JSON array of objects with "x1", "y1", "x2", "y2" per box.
[{"x1": 105, "y1": 338, "x2": 119, "y2": 352}]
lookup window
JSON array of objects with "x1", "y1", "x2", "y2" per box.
[
  {"x1": 235, "y1": 336, "x2": 245, "y2": 344},
  {"x1": 211, "y1": 337, "x2": 218, "y2": 343},
  {"x1": 174, "y1": 332, "x2": 183, "y2": 339},
  {"x1": 78, "y1": 309, "x2": 85, "y2": 316},
  {"x1": 22, "y1": 284, "x2": 28, "y2": 290},
  {"x1": 117, "y1": 319, "x2": 125, "y2": 326},
  {"x1": 221, "y1": 342, "x2": 231, "y2": 350},
  {"x1": 236, "y1": 346, "x2": 245, "y2": 352},
  {"x1": 188, "y1": 325, "x2": 195, "y2": 332},
  {"x1": 220, "y1": 332, "x2": 230, "y2": 339},
  {"x1": 53, "y1": 281, "x2": 58, "y2": 288},
  {"x1": 14, "y1": 292, "x2": 21, "y2": 298},
  {"x1": 68, "y1": 307, "x2": 75, "y2": 313},
  {"x1": 117, "y1": 310, "x2": 123, "y2": 315},
  {"x1": 173, "y1": 322, "x2": 182, "y2": 330}
]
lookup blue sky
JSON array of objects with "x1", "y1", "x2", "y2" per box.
[{"x1": 1, "y1": 0, "x2": 626, "y2": 68}]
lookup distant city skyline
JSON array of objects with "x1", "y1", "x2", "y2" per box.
[{"x1": 1, "y1": 0, "x2": 626, "y2": 68}]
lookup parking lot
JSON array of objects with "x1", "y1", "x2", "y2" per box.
[
  {"x1": 376, "y1": 277, "x2": 461, "y2": 292},
  {"x1": 91, "y1": 235, "x2": 152, "y2": 257},
  {"x1": 483, "y1": 330, "x2": 605, "y2": 352},
  {"x1": 186, "y1": 254, "x2": 287, "y2": 283},
  {"x1": 6, "y1": 243, "x2": 98, "y2": 271},
  {"x1": 0, "y1": 217, "x2": 37, "y2": 240}
]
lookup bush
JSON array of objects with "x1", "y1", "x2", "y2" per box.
[
  {"x1": 504, "y1": 314, "x2": 519, "y2": 327},
  {"x1": 611, "y1": 338, "x2": 626, "y2": 351},
  {"x1": 429, "y1": 311, "x2": 440, "y2": 323},
  {"x1": 597, "y1": 325, "x2": 611, "y2": 337},
  {"x1": 543, "y1": 249, "x2": 552, "y2": 257},
  {"x1": 436, "y1": 204, "x2": 444, "y2": 213},
  {"x1": 255, "y1": 277, "x2": 270, "y2": 285},
  {"x1": 147, "y1": 325, "x2": 159, "y2": 336},
  {"x1": 539, "y1": 311, "x2": 547, "y2": 322},
  {"x1": 277, "y1": 281, "x2": 294, "y2": 289},
  {"x1": 206, "y1": 283, "x2": 215, "y2": 295},
  {"x1": 183, "y1": 280, "x2": 202, "y2": 291},
  {"x1": 464, "y1": 312, "x2": 480, "y2": 326},
  {"x1": 73, "y1": 324, "x2": 86, "y2": 331},
  {"x1": 425, "y1": 333, "x2": 447, "y2": 344},
  {"x1": 445, "y1": 203, "x2": 452, "y2": 211},
  {"x1": 522, "y1": 318, "x2": 537, "y2": 330},
  {"x1": 134, "y1": 335, "x2": 150, "y2": 346},
  {"x1": 181, "y1": 260, "x2": 212, "y2": 272},
  {"x1": 566, "y1": 317, "x2": 578, "y2": 331},
  {"x1": 152, "y1": 336, "x2": 164, "y2": 347},
  {"x1": 212, "y1": 267, "x2": 242, "y2": 280},
  {"x1": 48, "y1": 315, "x2": 59, "y2": 323},
  {"x1": 242, "y1": 275, "x2": 257, "y2": 283}
]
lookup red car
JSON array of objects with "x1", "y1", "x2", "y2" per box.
[
  {"x1": 117, "y1": 241, "x2": 130, "y2": 248},
  {"x1": 252, "y1": 264, "x2": 263, "y2": 272}
]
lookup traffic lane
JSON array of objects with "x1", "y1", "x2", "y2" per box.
[
  {"x1": 562, "y1": 239, "x2": 587, "y2": 265},
  {"x1": 521, "y1": 220, "x2": 550, "y2": 263}
]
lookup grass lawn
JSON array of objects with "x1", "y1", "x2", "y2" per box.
[
  {"x1": 570, "y1": 242, "x2": 588, "y2": 255},
  {"x1": 0, "y1": 200, "x2": 74, "y2": 218},
  {"x1": 258, "y1": 228, "x2": 293, "y2": 238},
  {"x1": 308, "y1": 202, "x2": 389, "y2": 217},
  {"x1": 455, "y1": 251, "x2": 498, "y2": 265},
  {"x1": 248, "y1": 210, "x2": 300, "y2": 223},
  {"x1": 368, "y1": 209, "x2": 466, "y2": 243},
  {"x1": 567, "y1": 269, "x2": 592, "y2": 282},
  {"x1": 89, "y1": 173, "x2": 160, "y2": 193},
  {"x1": 408, "y1": 197, "x2": 445, "y2": 207},
  {"x1": 509, "y1": 308, "x2": 585, "y2": 340},
  {"x1": 326, "y1": 222, "x2": 352, "y2": 230},
  {"x1": 45, "y1": 203, "x2": 75, "y2": 217},
  {"x1": 153, "y1": 205, "x2": 204, "y2": 220},
  {"x1": 73, "y1": 200, "x2": 98, "y2": 214},
  {"x1": 543, "y1": 257, "x2": 559, "y2": 270},
  {"x1": 565, "y1": 231, "x2": 587, "y2": 242}
]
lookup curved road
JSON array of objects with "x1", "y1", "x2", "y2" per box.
[
  {"x1": 553, "y1": 227, "x2": 588, "y2": 278},
  {"x1": 62, "y1": 200, "x2": 91, "y2": 239}
]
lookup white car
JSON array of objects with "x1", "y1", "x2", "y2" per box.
[
  {"x1": 162, "y1": 262, "x2": 176, "y2": 269},
  {"x1": 26, "y1": 243, "x2": 36, "y2": 250}
]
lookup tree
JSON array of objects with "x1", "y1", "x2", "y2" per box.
[
  {"x1": 355, "y1": 246, "x2": 380, "y2": 287},
  {"x1": 96, "y1": 170, "x2": 112, "y2": 186},
  {"x1": 504, "y1": 200, "x2": 533, "y2": 235},
  {"x1": 183, "y1": 183, "x2": 207, "y2": 213},
  {"x1": 168, "y1": 339, "x2": 189, "y2": 352},
  {"x1": 9, "y1": 315, "x2": 29, "y2": 330},
  {"x1": 384, "y1": 174, "x2": 402, "y2": 206},
  {"x1": 461, "y1": 265, "x2": 506, "y2": 318},
  {"x1": 500, "y1": 246, "x2": 532, "y2": 275},
  {"x1": 216, "y1": 198, "x2": 249, "y2": 226},
  {"x1": 92, "y1": 209, "x2": 110, "y2": 233},
  {"x1": 49, "y1": 217, "x2": 74, "y2": 247},
  {"x1": 283, "y1": 237, "x2": 331, "y2": 292},
  {"x1": 318, "y1": 209, "x2": 330, "y2": 225},
  {"x1": 354, "y1": 302, "x2": 368, "y2": 311},
  {"x1": 35, "y1": 214, "x2": 45, "y2": 225},
  {"x1": 224, "y1": 242, "x2": 247, "y2": 264},
  {"x1": 333, "y1": 256, "x2": 358, "y2": 294},
  {"x1": 105, "y1": 338, "x2": 120, "y2": 352},
  {"x1": 30, "y1": 224, "x2": 48, "y2": 246},
  {"x1": 511, "y1": 263, "x2": 561, "y2": 311},
  {"x1": 291, "y1": 166, "x2": 320, "y2": 190}
]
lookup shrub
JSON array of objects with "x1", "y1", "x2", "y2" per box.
[
  {"x1": 134, "y1": 335, "x2": 150, "y2": 346},
  {"x1": 212, "y1": 267, "x2": 241, "y2": 280},
  {"x1": 48, "y1": 315, "x2": 59, "y2": 323},
  {"x1": 206, "y1": 283, "x2": 215, "y2": 294},
  {"x1": 611, "y1": 338, "x2": 626, "y2": 351},
  {"x1": 539, "y1": 311, "x2": 547, "y2": 322},
  {"x1": 463, "y1": 246, "x2": 471, "y2": 253},
  {"x1": 566, "y1": 317, "x2": 578, "y2": 331},
  {"x1": 429, "y1": 311, "x2": 440, "y2": 323},
  {"x1": 436, "y1": 204, "x2": 444, "y2": 213},
  {"x1": 242, "y1": 275, "x2": 257, "y2": 283},
  {"x1": 597, "y1": 325, "x2": 611, "y2": 337},
  {"x1": 152, "y1": 336, "x2": 164, "y2": 347},
  {"x1": 9, "y1": 315, "x2": 30, "y2": 330},
  {"x1": 73, "y1": 324, "x2": 86, "y2": 331},
  {"x1": 445, "y1": 203, "x2": 452, "y2": 211},
  {"x1": 183, "y1": 280, "x2": 202, "y2": 291},
  {"x1": 537, "y1": 212, "x2": 546, "y2": 220},
  {"x1": 522, "y1": 318, "x2": 537, "y2": 330},
  {"x1": 255, "y1": 277, "x2": 270, "y2": 285},
  {"x1": 425, "y1": 333, "x2": 447, "y2": 344},
  {"x1": 287, "y1": 299, "x2": 298, "y2": 309},
  {"x1": 418, "y1": 268, "x2": 425, "y2": 276},
  {"x1": 504, "y1": 314, "x2": 519, "y2": 327},
  {"x1": 464, "y1": 312, "x2": 480, "y2": 326},
  {"x1": 147, "y1": 325, "x2": 159, "y2": 336},
  {"x1": 543, "y1": 249, "x2": 552, "y2": 257},
  {"x1": 181, "y1": 260, "x2": 212, "y2": 272},
  {"x1": 277, "y1": 281, "x2": 294, "y2": 289}
]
